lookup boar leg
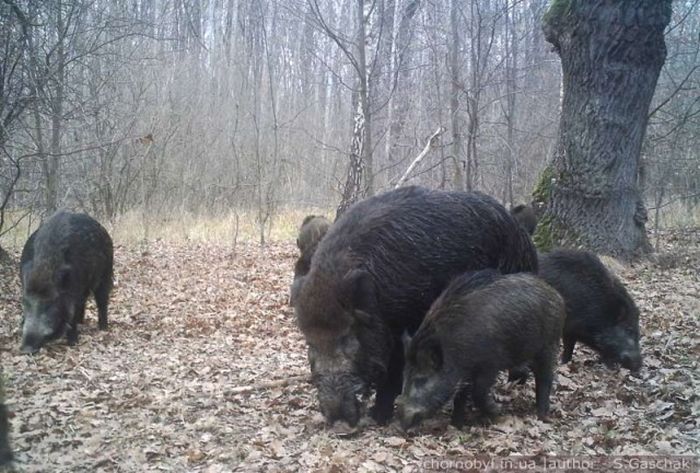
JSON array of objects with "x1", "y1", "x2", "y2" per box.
[
  {"x1": 451, "y1": 384, "x2": 471, "y2": 428},
  {"x1": 472, "y1": 369, "x2": 499, "y2": 421},
  {"x1": 66, "y1": 322, "x2": 79, "y2": 346},
  {"x1": 75, "y1": 291, "x2": 88, "y2": 324},
  {"x1": 67, "y1": 295, "x2": 88, "y2": 345},
  {"x1": 94, "y1": 278, "x2": 111, "y2": 330},
  {"x1": 561, "y1": 335, "x2": 576, "y2": 364},
  {"x1": 533, "y1": 349, "x2": 556, "y2": 421},
  {"x1": 370, "y1": 346, "x2": 403, "y2": 425}
]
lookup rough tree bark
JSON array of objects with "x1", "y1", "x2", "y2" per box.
[
  {"x1": 336, "y1": 94, "x2": 368, "y2": 219},
  {"x1": 533, "y1": 0, "x2": 672, "y2": 259}
]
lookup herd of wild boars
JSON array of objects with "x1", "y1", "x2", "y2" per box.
[
  {"x1": 291, "y1": 186, "x2": 642, "y2": 430},
  {"x1": 1, "y1": 186, "x2": 643, "y2": 465},
  {"x1": 292, "y1": 187, "x2": 538, "y2": 426}
]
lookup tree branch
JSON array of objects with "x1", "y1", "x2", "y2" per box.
[
  {"x1": 225, "y1": 375, "x2": 310, "y2": 395},
  {"x1": 648, "y1": 65, "x2": 699, "y2": 118},
  {"x1": 394, "y1": 126, "x2": 446, "y2": 188}
]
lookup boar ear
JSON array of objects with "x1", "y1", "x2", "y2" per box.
[
  {"x1": 55, "y1": 266, "x2": 72, "y2": 290},
  {"x1": 611, "y1": 292, "x2": 632, "y2": 322},
  {"x1": 615, "y1": 306, "x2": 627, "y2": 323},
  {"x1": 289, "y1": 276, "x2": 305, "y2": 307},
  {"x1": 416, "y1": 341, "x2": 443, "y2": 371},
  {"x1": 401, "y1": 331, "x2": 412, "y2": 358},
  {"x1": 339, "y1": 269, "x2": 377, "y2": 314},
  {"x1": 351, "y1": 309, "x2": 374, "y2": 327}
]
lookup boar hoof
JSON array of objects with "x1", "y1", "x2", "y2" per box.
[
  {"x1": 450, "y1": 413, "x2": 465, "y2": 429},
  {"x1": 369, "y1": 405, "x2": 393, "y2": 425},
  {"x1": 507, "y1": 367, "x2": 529, "y2": 385},
  {"x1": 66, "y1": 327, "x2": 78, "y2": 346},
  {"x1": 477, "y1": 402, "x2": 501, "y2": 425}
]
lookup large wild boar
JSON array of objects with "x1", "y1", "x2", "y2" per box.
[
  {"x1": 20, "y1": 211, "x2": 114, "y2": 353},
  {"x1": 293, "y1": 186, "x2": 538, "y2": 427}
]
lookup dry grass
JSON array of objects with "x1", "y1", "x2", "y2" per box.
[
  {"x1": 0, "y1": 207, "x2": 334, "y2": 251},
  {"x1": 0, "y1": 200, "x2": 697, "y2": 251},
  {"x1": 107, "y1": 208, "x2": 333, "y2": 246},
  {"x1": 650, "y1": 200, "x2": 700, "y2": 229}
]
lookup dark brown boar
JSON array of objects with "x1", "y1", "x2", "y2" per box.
[
  {"x1": 396, "y1": 271, "x2": 565, "y2": 429},
  {"x1": 294, "y1": 215, "x2": 331, "y2": 279},
  {"x1": 20, "y1": 211, "x2": 113, "y2": 353},
  {"x1": 510, "y1": 204, "x2": 537, "y2": 235},
  {"x1": 539, "y1": 249, "x2": 642, "y2": 371}
]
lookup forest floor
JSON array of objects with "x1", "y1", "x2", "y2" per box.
[{"x1": 0, "y1": 230, "x2": 698, "y2": 472}]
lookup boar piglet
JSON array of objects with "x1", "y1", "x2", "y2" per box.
[
  {"x1": 539, "y1": 249, "x2": 642, "y2": 371},
  {"x1": 397, "y1": 271, "x2": 564, "y2": 429}
]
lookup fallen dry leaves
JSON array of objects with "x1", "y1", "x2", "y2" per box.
[{"x1": 0, "y1": 230, "x2": 698, "y2": 472}]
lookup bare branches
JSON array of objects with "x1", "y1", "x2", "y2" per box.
[
  {"x1": 394, "y1": 127, "x2": 446, "y2": 188},
  {"x1": 649, "y1": 65, "x2": 700, "y2": 119},
  {"x1": 307, "y1": 0, "x2": 362, "y2": 76},
  {"x1": 0, "y1": 153, "x2": 23, "y2": 237},
  {"x1": 0, "y1": 0, "x2": 695, "y2": 239}
]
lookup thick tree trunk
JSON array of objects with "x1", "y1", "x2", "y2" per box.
[{"x1": 534, "y1": 0, "x2": 671, "y2": 259}]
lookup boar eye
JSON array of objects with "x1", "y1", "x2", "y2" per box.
[
  {"x1": 340, "y1": 334, "x2": 359, "y2": 356},
  {"x1": 413, "y1": 377, "x2": 427, "y2": 389},
  {"x1": 307, "y1": 346, "x2": 318, "y2": 370}
]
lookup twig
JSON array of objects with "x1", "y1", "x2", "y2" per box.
[
  {"x1": 648, "y1": 192, "x2": 700, "y2": 210},
  {"x1": 394, "y1": 127, "x2": 447, "y2": 188},
  {"x1": 227, "y1": 375, "x2": 310, "y2": 395}
]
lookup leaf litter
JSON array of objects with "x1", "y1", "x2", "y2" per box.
[{"x1": 0, "y1": 230, "x2": 698, "y2": 471}]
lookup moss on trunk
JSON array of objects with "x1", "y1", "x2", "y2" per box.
[{"x1": 543, "y1": 0, "x2": 571, "y2": 27}]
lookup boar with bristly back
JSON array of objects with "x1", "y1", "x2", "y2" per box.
[
  {"x1": 539, "y1": 249, "x2": 642, "y2": 371},
  {"x1": 396, "y1": 271, "x2": 565, "y2": 429},
  {"x1": 20, "y1": 211, "x2": 113, "y2": 353},
  {"x1": 293, "y1": 186, "x2": 538, "y2": 428}
]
